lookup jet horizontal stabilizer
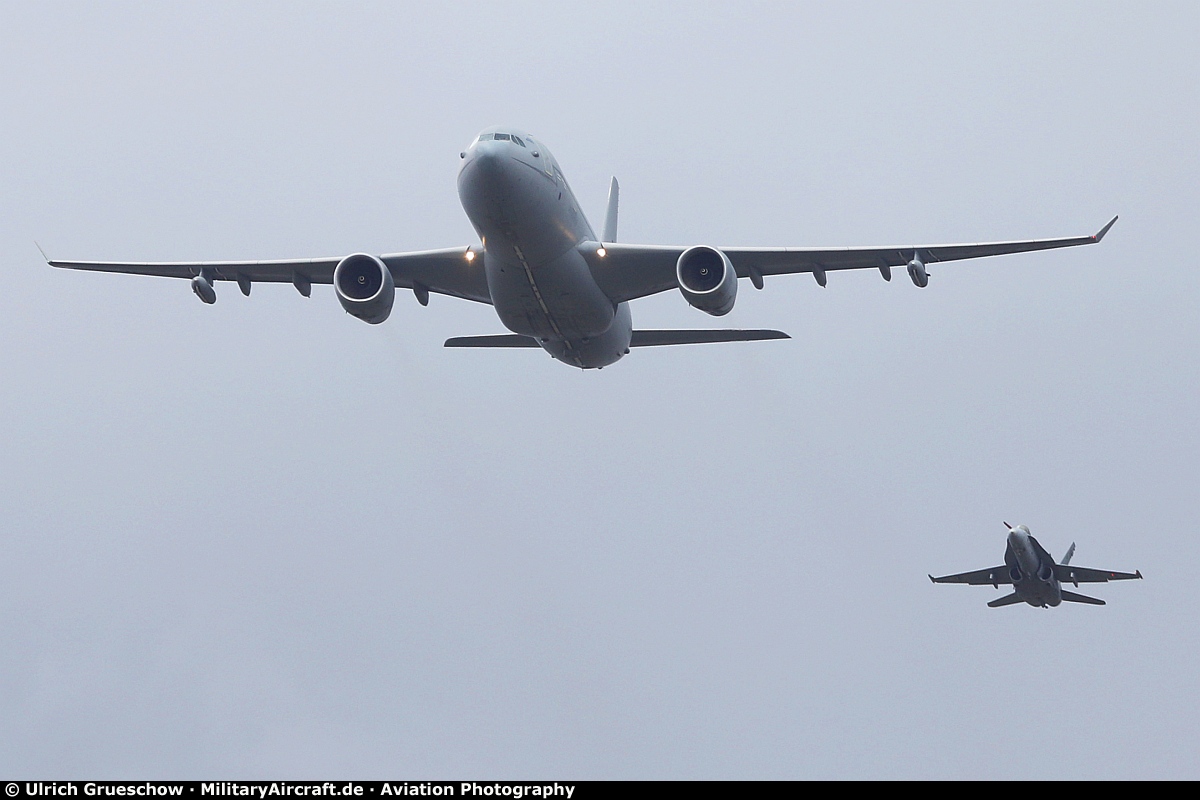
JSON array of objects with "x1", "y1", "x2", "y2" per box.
[
  {"x1": 1060, "y1": 590, "x2": 1106, "y2": 605},
  {"x1": 445, "y1": 330, "x2": 790, "y2": 348},
  {"x1": 987, "y1": 592, "x2": 1023, "y2": 608}
]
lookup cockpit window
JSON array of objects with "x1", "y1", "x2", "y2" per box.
[
  {"x1": 511, "y1": 136, "x2": 526, "y2": 147},
  {"x1": 493, "y1": 133, "x2": 511, "y2": 141},
  {"x1": 477, "y1": 133, "x2": 493, "y2": 142}
]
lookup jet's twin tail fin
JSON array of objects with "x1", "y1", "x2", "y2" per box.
[
  {"x1": 1061, "y1": 542, "x2": 1076, "y2": 566},
  {"x1": 987, "y1": 593, "x2": 1024, "y2": 608}
]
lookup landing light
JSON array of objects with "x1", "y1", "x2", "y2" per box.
[
  {"x1": 465, "y1": 250, "x2": 476, "y2": 262},
  {"x1": 597, "y1": 247, "x2": 607, "y2": 258}
]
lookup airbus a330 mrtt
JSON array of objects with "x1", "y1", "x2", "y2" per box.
[
  {"x1": 48, "y1": 127, "x2": 1118, "y2": 370},
  {"x1": 930, "y1": 523, "x2": 1142, "y2": 608}
]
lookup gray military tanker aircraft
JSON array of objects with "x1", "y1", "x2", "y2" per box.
[
  {"x1": 49, "y1": 127, "x2": 1117, "y2": 370},
  {"x1": 930, "y1": 523, "x2": 1142, "y2": 608}
]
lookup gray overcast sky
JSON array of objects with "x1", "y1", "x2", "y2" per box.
[{"x1": 1, "y1": 1, "x2": 1198, "y2": 779}]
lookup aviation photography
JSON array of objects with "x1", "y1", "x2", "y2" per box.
[{"x1": 1, "y1": 0, "x2": 1197, "y2": 783}]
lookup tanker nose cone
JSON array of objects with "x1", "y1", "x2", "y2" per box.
[
  {"x1": 472, "y1": 142, "x2": 500, "y2": 169},
  {"x1": 471, "y1": 142, "x2": 510, "y2": 180},
  {"x1": 459, "y1": 142, "x2": 516, "y2": 204}
]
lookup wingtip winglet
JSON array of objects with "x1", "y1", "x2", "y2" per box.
[
  {"x1": 34, "y1": 241, "x2": 50, "y2": 264},
  {"x1": 928, "y1": 574, "x2": 935, "y2": 583},
  {"x1": 1136, "y1": 570, "x2": 1143, "y2": 579},
  {"x1": 1092, "y1": 215, "x2": 1119, "y2": 242}
]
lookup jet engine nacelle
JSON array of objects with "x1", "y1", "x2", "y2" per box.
[
  {"x1": 677, "y1": 246, "x2": 737, "y2": 316},
  {"x1": 1009, "y1": 566, "x2": 1023, "y2": 583},
  {"x1": 334, "y1": 253, "x2": 395, "y2": 324},
  {"x1": 1038, "y1": 563, "x2": 1055, "y2": 582}
]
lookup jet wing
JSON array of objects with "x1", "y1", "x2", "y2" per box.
[
  {"x1": 47, "y1": 247, "x2": 493, "y2": 305},
  {"x1": 1053, "y1": 565, "x2": 1143, "y2": 584},
  {"x1": 929, "y1": 566, "x2": 1012, "y2": 586},
  {"x1": 587, "y1": 217, "x2": 1117, "y2": 303}
]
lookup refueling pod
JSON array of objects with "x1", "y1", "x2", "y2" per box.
[
  {"x1": 191, "y1": 273, "x2": 216, "y2": 304},
  {"x1": 907, "y1": 253, "x2": 929, "y2": 288},
  {"x1": 676, "y1": 246, "x2": 737, "y2": 316},
  {"x1": 334, "y1": 253, "x2": 395, "y2": 324}
]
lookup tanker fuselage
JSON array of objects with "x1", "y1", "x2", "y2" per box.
[{"x1": 457, "y1": 129, "x2": 630, "y2": 369}]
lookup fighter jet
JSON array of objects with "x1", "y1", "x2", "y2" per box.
[{"x1": 930, "y1": 523, "x2": 1141, "y2": 608}]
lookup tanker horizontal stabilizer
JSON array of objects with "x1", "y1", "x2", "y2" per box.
[
  {"x1": 444, "y1": 334, "x2": 541, "y2": 348},
  {"x1": 445, "y1": 330, "x2": 790, "y2": 348},
  {"x1": 1060, "y1": 590, "x2": 1106, "y2": 606},
  {"x1": 629, "y1": 329, "x2": 789, "y2": 346}
]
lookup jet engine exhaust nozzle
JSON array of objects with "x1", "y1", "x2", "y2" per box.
[
  {"x1": 334, "y1": 253, "x2": 396, "y2": 324},
  {"x1": 676, "y1": 246, "x2": 737, "y2": 316}
]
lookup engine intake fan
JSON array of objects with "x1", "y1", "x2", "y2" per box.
[
  {"x1": 676, "y1": 246, "x2": 737, "y2": 316},
  {"x1": 334, "y1": 253, "x2": 395, "y2": 324}
]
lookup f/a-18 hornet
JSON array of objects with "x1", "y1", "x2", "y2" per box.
[
  {"x1": 930, "y1": 523, "x2": 1142, "y2": 608},
  {"x1": 48, "y1": 127, "x2": 1117, "y2": 370}
]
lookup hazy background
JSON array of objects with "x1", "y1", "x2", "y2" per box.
[{"x1": 1, "y1": 1, "x2": 1197, "y2": 779}]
